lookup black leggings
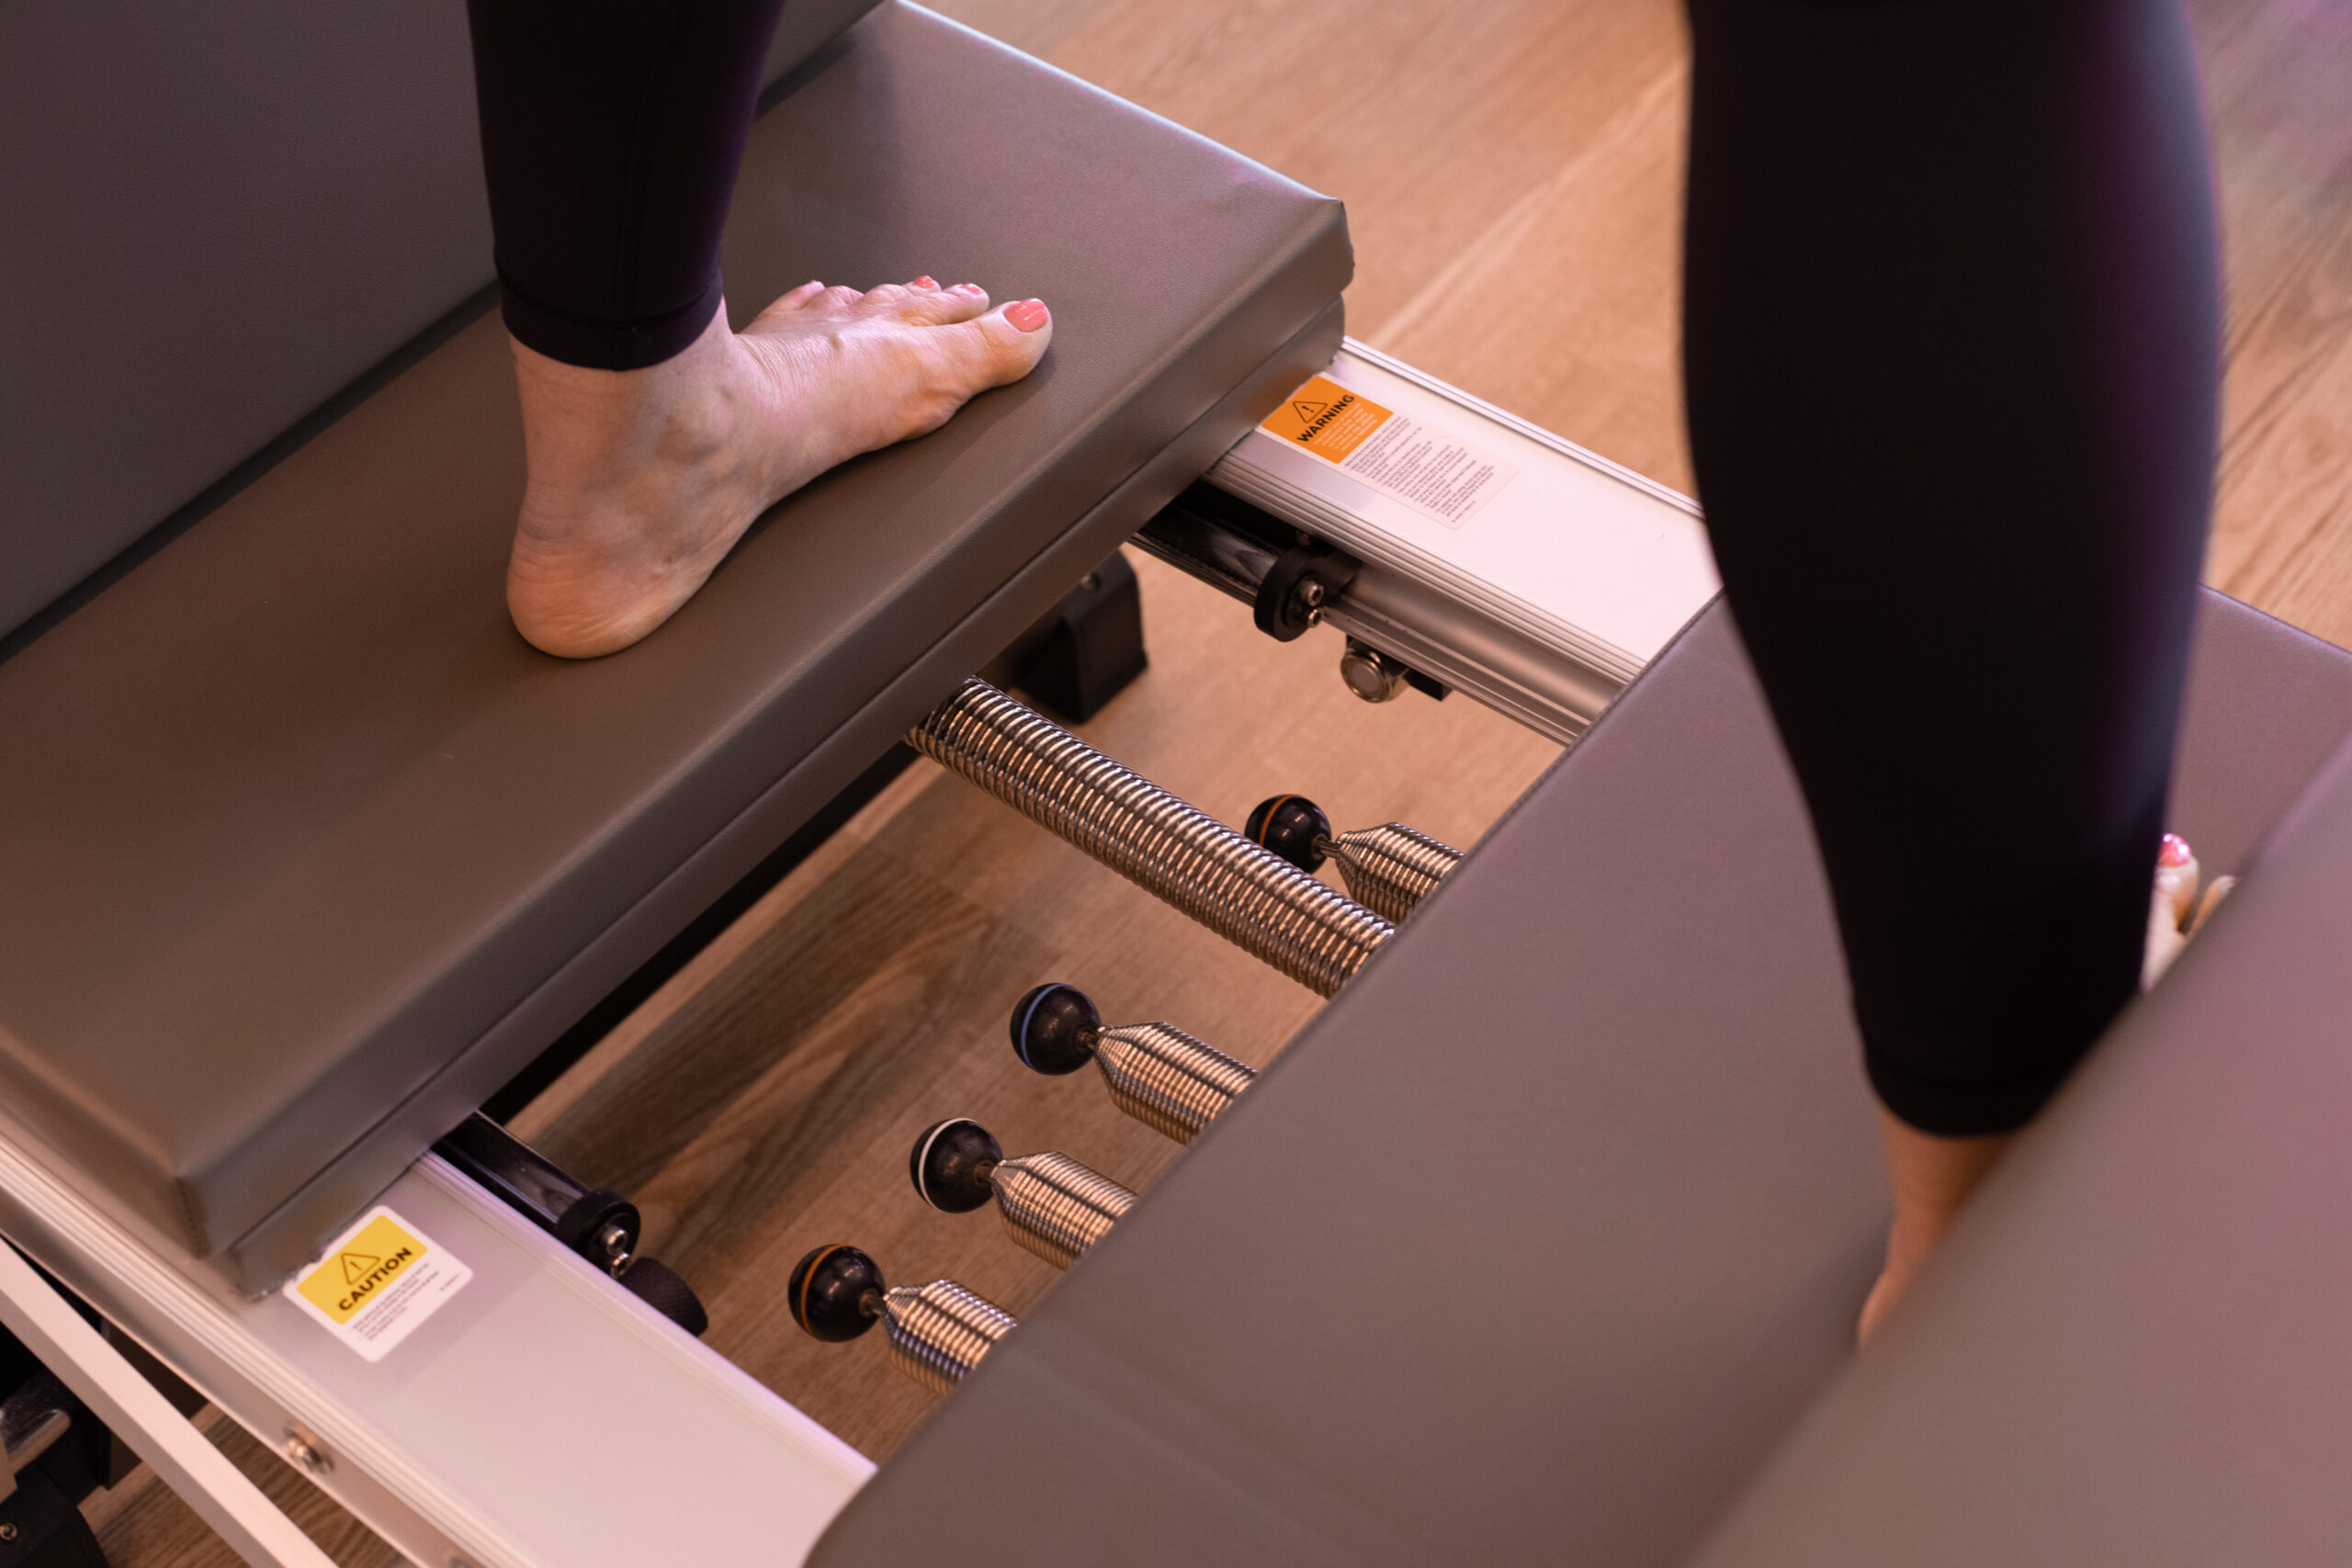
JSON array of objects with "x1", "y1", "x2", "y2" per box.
[
  {"x1": 464, "y1": 0, "x2": 2221, "y2": 1136},
  {"x1": 466, "y1": 0, "x2": 789, "y2": 369},
  {"x1": 1685, "y1": 0, "x2": 2220, "y2": 1134}
]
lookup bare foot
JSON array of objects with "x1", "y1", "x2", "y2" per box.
[
  {"x1": 1858, "y1": 831, "x2": 2233, "y2": 1343},
  {"x1": 2143, "y1": 831, "x2": 2234, "y2": 989},
  {"x1": 1856, "y1": 1111, "x2": 2012, "y2": 1345},
  {"x1": 505, "y1": 278, "x2": 1052, "y2": 658}
]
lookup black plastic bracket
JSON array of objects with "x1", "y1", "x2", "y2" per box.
[
  {"x1": 1252, "y1": 542, "x2": 1361, "y2": 643},
  {"x1": 988, "y1": 549, "x2": 1150, "y2": 724},
  {"x1": 433, "y1": 1114, "x2": 712, "y2": 1337},
  {"x1": 0, "y1": 1468, "x2": 107, "y2": 1568},
  {"x1": 435, "y1": 1114, "x2": 639, "y2": 1275}
]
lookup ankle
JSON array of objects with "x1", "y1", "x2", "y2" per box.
[{"x1": 509, "y1": 307, "x2": 747, "y2": 489}]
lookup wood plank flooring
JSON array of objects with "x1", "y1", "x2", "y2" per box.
[{"x1": 94, "y1": 0, "x2": 2352, "y2": 1558}]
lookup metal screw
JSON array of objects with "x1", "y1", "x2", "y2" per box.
[
  {"x1": 0, "y1": 1521, "x2": 19, "y2": 1541},
  {"x1": 281, "y1": 1425, "x2": 332, "y2": 1476},
  {"x1": 596, "y1": 1219, "x2": 635, "y2": 1272},
  {"x1": 1290, "y1": 576, "x2": 1329, "y2": 627}
]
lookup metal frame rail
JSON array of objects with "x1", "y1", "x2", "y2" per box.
[{"x1": 0, "y1": 1114, "x2": 867, "y2": 1568}]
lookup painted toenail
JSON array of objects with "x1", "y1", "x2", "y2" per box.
[
  {"x1": 2158, "y1": 832, "x2": 2192, "y2": 866},
  {"x1": 913, "y1": 276, "x2": 938, "y2": 288},
  {"x1": 1006, "y1": 299, "x2": 1049, "y2": 333}
]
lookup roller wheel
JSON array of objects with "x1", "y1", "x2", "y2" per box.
[
  {"x1": 619, "y1": 1256, "x2": 709, "y2": 1337},
  {"x1": 1010, "y1": 982, "x2": 1102, "y2": 1076},
  {"x1": 1245, "y1": 795, "x2": 1331, "y2": 873},
  {"x1": 911, "y1": 1118, "x2": 1002, "y2": 1213},
  {"x1": 788, "y1": 1245, "x2": 884, "y2": 1342}
]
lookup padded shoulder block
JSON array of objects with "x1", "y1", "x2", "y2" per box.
[
  {"x1": 810, "y1": 591, "x2": 2352, "y2": 1568},
  {"x1": 1690, "y1": 646, "x2": 2352, "y2": 1561},
  {"x1": 0, "y1": 2, "x2": 1348, "y2": 1286}
]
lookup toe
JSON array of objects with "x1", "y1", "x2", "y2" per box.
[
  {"x1": 921, "y1": 283, "x2": 993, "y2": 326},
  {"x1": 2187, "y1": 874, "x2": 2236, "y2": 935},
  {"x1": 756, "y1": 281, "x2": 829, "y2": 321},
  {"x1": 869, "y1": 279, "x2": 991, "y2": 327},
  {"x1": 943, "y1": 299, "x2": 1052, "y2": 389}
]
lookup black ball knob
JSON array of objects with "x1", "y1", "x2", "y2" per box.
[
  {"x1": 1246, "y1": 794, "x2": 1331, "y2": 873},
  {"x1": 911, "y1": 1118, "x2": 1002, "y2": 1213},
  {"x1": 1010, "y1": 982, "x2": 1102, "y2": 1076},
  {"x1": 788, "y1": 1244, "x2": 884, "y2": 1342}
]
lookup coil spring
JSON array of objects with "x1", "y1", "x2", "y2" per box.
[
  {"x1": 1098, "y1": 1022, "x2": 1256, "y2": 1144},
  {"x1": 883, "y1": 1280, "x2": 1016, "y2": 1393},
  {"x1": 911, "y1": 680, "x2": 1394, "y2": 996},
  {"x1": 991, "y1": 1153, "x2": 1135, "y2": 1269},
  {"x1": 1332, "y1": 823, "x2": 1463, "y2": 923}
]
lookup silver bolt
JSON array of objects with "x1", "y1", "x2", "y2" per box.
[
  {"x1": 281, "y1": 1425, "x2": 332, "y2": 1476},
  {"x1": 596, "y1": 1219, "x2": 635, "y2": 1272},
  {"x1": 1339, "y1": 644, "x2": 1405, "y2": 703}
]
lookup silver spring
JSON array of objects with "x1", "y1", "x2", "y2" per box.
[
  {"x1": 1097, "y1": 1022, "x2": 1256, "y2": 1144},
  {"x1": 990, "y1": 1152, "x2": 1135, "y2": 1269},
  {"x1": 1329, "y1": 822, "x2": 1463, "y2": 923},
  {"x1": 910, "y1": 680, "x2": 1394, "y2": 996},
  {"x1": 883, "y1": 1280, "x2": 1016, "y2": 1394}
]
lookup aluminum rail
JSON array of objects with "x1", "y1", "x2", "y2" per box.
[
  {"x1": 1134, "y1": 490, "x2": 1623, "y2": 747},
  {"x1": 0, "y1": 1117, "x2": 870, "y2": 1568}
]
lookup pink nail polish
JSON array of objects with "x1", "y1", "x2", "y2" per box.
[
  {"x1": 1006, "y1": 299, "x2": 1049, "y2": 333},
  {"x1": 2158, "y1": 832, "x2": 2192, "y2": 866},
  {"x1": 913, "y1": 275, "x2": 938, "y2": 288}
]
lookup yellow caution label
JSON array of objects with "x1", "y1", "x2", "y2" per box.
[
  {"x1": 1261, "y1": 376, "x2": 1395, "y2": 462},
  {"x1": 285, "y1": 1205, "x2": 471, "y2": 1361},
  {"x1": 296, "y1": 1213, "x2": 427, "y2": 1325}
]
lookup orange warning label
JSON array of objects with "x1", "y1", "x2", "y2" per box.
[{"x1": 1260, "y1": 376, "x2": 1394, "y2": 463}]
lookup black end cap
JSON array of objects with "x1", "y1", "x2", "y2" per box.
[
  {"x1": 1245, "y1": 795, "x2": 1330, "y2": 873},
  {"x1": 911, "y1": 1118, "x2": 1002, "y2": 1213},
  {"x1": 1010, "y1": 982, "x2": 1102, "y2": 1075},
  {"x1": 788, "y1": 1245, "x2": 884, "y2": 1342}
]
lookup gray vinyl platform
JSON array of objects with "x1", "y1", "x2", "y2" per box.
[
  {"x1": 0, "y1": 0, "x2": 1350, "y2": 1289},
  {"x1": 814, "y1": 590, "x2": 2352, "y2": 1567}
]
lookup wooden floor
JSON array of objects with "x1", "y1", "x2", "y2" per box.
[{"x1": 95, "y1": 0, "x2": 2352, "y2": 1559}]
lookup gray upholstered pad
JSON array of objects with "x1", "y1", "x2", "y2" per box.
[
  {"x1": 812, "y1": 591, "x2": 2352, "y2": 1568},
  {"x1": 0, "y1": 0, "x2": 878, "y2": 646},
  {"x1": 0, "y1": 2, "x2": 1348, "y2": 1285},
  {"x1": 1690, "y1": 699, "x2": 2352, "y2": 1558}
]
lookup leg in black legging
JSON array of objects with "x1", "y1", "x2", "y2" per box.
[
  {"x1": 461, "y1": 1, "x2": 1054, "y2": 657},
  {"x1": 466, "y1": 0, "x2": 788, "y2": 370},
  {"x1": 1684, "y1": 0, "x2": 2220, "y2": 1137}
]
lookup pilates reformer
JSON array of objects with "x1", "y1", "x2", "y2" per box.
[{"x1": 7, "y1": 3, "x2": 2352, "y2": 1565}]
